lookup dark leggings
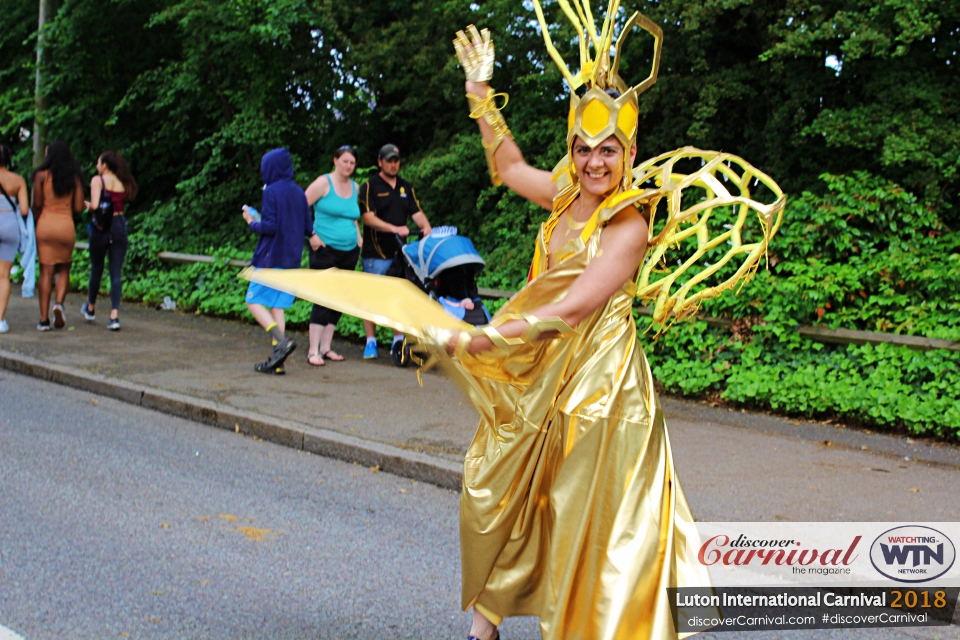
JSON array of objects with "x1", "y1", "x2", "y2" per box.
[
  {"x1": 87, "y1": 216, "x2": 129, "y2": 310},
  {"x1": 309, "y1": 244, "x2": 360, "y2": 325}
]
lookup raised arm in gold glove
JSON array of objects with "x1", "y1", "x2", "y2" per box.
[
  {"x1": 453, "y1": 25, "x2": 495, "y2": 83},
  {"x1": 453, "y1": 25, "x2": 512, "y2": 186}
]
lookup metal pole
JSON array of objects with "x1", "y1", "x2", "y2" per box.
[{"x1": 33, "y1": 0, "x2": 53, "y2": 166}]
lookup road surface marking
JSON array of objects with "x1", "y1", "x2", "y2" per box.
[{"x1": 0, "y1": 625, "x2": 25, "y2": 640}]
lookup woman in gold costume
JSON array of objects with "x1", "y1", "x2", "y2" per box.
[
  {"x1": 445, "y1": 11, "x2": 716, "y2": 639},
  {"x1": 243, "y1": 3, "x2": 783, "y2": 637}
]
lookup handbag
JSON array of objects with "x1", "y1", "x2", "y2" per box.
[{"x1": 92, "y1": 175, "x2": 114, "y2": 232}]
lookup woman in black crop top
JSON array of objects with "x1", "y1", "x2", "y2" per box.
[{"x1": 82, "y1": 151, "x2": 137, "y2": 331}]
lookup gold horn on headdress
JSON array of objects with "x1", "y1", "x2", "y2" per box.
[{"x1": 533, "y1": 0, "x2": 662, "y2": 186}]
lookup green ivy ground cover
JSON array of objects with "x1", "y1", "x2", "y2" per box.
[
  {"x1": 66, "y1": 227, "x2": 399, "y2": 344},
  {"x1": 641, "y1": 319, "x2": 960, "y2": 439},
  {"x1": 63, "y1": 173, "x2": 960, "y2": 439}
]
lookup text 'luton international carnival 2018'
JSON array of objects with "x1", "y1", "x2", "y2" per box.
[{"x1": 668, "y1": 522, "x2": 960, "y2": 632}]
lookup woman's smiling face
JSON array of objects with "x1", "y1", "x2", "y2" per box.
[{"x1": 572, "y1": 135, "x2": 636, "y2": 197}]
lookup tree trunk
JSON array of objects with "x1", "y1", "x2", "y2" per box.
[{"x1": 33, "y1": 0, "x2": 54, "y2": 167}]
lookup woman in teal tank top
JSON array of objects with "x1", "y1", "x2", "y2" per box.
[{"x1": 303, "y1": 146, "x2": 362, "y2": 366}]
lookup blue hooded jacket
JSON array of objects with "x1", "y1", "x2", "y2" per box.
[{"x1": 249, "y1": 148, "x2": 312, "y2": 268}]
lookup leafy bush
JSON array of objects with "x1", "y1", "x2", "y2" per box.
[
  {"x1": 63, "y1": 171, "x2": 960, "y2": 439},
  {"x1": 724, "y1": 339, "x2": 960, "y2": 438},
  {"x1": 704, "y1": 172, "x2": 960, "y2": 339},
  {"x1": 641, "y1": 318, "x2": 960, "y2": 438}
]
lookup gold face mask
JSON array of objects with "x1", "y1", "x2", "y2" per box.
[{"x1": 533, "y1": 3, "x2": 662, "y2": 189}]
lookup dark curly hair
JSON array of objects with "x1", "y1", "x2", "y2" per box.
[{"x1": 33, "y1": 141, "x2": 82, "y2": 198}]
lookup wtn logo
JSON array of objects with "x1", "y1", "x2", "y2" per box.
[
  {"x1": 871, "y1": 526, "x2": 956, "y2": 583},
  {"x1": 880, "y1": 543, "x2": 944, "y2": 567}
]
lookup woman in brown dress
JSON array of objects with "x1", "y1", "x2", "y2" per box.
[{"x1": 31, "y1": 141, "x2": 84, "y2": 331}]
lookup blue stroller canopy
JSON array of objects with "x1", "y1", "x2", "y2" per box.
[{"x1": 401, "y1": 229, "x2": 485, "y2": 282}]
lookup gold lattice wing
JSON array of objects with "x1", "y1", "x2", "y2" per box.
[{"x1": 632, "y1": 147, "x2": 786, "y2": 326}]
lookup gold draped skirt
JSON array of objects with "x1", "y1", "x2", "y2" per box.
[
  {"x1": 240, "y1": 203, "x2": 709, "y2": 636},
  {"x1": 437, "y1": 222, "x2": 706, "y2": 640}
]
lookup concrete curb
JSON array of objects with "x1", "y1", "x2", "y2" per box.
[{"x1": 0, "y1": 349, "x2": 463, "y2": 491}]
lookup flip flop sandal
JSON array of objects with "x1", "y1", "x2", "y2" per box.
[
  {"x1": 307, "y1": 352, "x2": 325, "y2": 367},
  {"x1": 321, "y1": 350, "x2": 344, "y2": 362}
]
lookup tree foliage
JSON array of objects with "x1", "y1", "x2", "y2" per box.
[
  {"x1": 1, "y1": 0, "x2": 959, "y2": 436},
  {"x1": 2, "y1": 0, "x2": 956, "y2": 242},
  {"x1": 0, "y1": 0, "x2": 34, "y2": 150}
]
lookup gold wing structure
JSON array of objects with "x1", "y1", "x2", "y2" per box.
[{"x1": 631, "y1": 147, "x2": 786, "y2": 326}]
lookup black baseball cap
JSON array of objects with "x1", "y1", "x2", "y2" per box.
[{"x1": 378, "y1": 144, "x2": 400, "y2": 161}]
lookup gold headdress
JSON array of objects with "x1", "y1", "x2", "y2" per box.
[
  {"x1": 532, "y1": 3, "x2": 787, "y2": 328},
  {"x1": 532, "y1": 0, "x2": 662, "y2": 187},
  {"x1": 454, "y1": 5, "x2": 787, "y2": 330}
]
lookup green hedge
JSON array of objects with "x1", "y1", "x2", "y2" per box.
[
  {"x1": 69, "y1": 229, "x2": 396, "y2": 343},
  {"x1": 65, "y1": 171, "x2": 960, "y2": 438},
  {"x1": 641, "y1": 320, "x2": 960, "y2": 438}
]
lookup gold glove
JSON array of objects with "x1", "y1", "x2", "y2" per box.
[
  {"x1": 453, "y1": 25, "x2": 495, "y2": 83},
  {"x1": 454, "y1": 328, "x2": 477, "y2": 360}
]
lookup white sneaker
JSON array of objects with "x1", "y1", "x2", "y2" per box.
[
  {"x1": 0, "y1": 319, "x2": 8, "y2": 333},
  {"x1": 52, "y1": 303, "x2": 65, "y2": 329}
]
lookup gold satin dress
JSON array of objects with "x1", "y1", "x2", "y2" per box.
[
  {"x1": 447, "y1": 192, "x2": 706, "y2": 639},
  {"x1": 238, "y1": 185, "x2": 725, "y2": 638}
]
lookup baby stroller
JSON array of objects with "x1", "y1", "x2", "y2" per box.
[{"x1": 393, "y1": 227, "x2": 491, "y2": 367}]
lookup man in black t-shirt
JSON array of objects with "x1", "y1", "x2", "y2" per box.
[{"x1": 357, "y1": 143, "x2": 432, "y2": 360}]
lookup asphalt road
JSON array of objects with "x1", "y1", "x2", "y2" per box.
[{"x1": 1, "y1": 372, "x2": 958, "y2": 639}]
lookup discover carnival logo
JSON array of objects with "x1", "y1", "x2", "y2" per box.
[
  {"x1": 869, "y1": 526, "x2": 956, "y2": 583},
  {"x1": 698, "y1": 534, "x2": 861, "y2": 574}
]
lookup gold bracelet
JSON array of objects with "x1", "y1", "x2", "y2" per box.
[
  {"x1": 453, "y1": 329, "x2": 475, "y2": 360},
  {"x1": 466, "y1": 88, "x2": 513, "y2": 186},
  {"x1": 481, "y1": 324, "x2": 524, "y2": 349},
  {"x1": 520, "y1": 312, "x2": 577, "y2": 341},
  {"x1": 472, "y1": 312, "x2": 577, "y2": 349}
]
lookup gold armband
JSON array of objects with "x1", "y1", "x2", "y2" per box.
[
  {"x1": 453, "y1": 329, "x2": 476, "y2": 360},
  {"x1": 476, "y1": 312, "x2": 577, "y2": 349},
  {"x1": 481, "y1": 324, "x2": 524, "y2": 349},
  {"x1": 520, "y1": 312, "x2": 577, "y2": 341},
  {"x1": 466, "y1": 87, "x2": 513, "y2": 186}
]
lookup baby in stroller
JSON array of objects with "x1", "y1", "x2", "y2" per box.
[{"x1": 394, "y1": 226, "x2": 490, "y2": 366}]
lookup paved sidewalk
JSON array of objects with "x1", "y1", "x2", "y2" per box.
[
  {"x1": 0, "y1": 291, "x2": 474, "y2": 463},
  {"x1": 3, "y1": 288, "x2": 960, "y2": 496}
]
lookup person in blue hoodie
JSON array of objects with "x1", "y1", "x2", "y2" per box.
[{"x1": 242, "y1": 148, "x2": 317, "y2": 374}]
